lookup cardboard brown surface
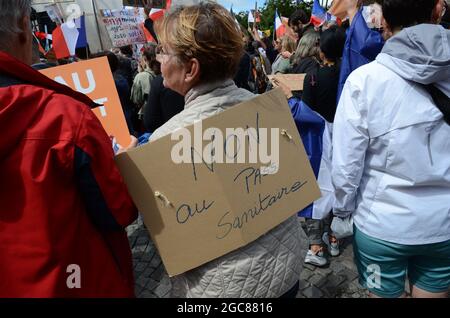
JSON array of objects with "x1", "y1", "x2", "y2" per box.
[
  {"x1": 115, "y1": 89, "x2": 320, "y2": 276},
  {"x1": 268, "y1": 74, "x2": 306, "y2": 92}
]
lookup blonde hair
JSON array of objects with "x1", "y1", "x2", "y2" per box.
[
  {"x1": 155, "y1": 1, "x2": 244, "y2": 82},
  {"x1": 281, "y1": 36, "x2": 296, "y2": 53},
  {"x1": 291, "y1": 31, "x2": 320, "y2": 67}
]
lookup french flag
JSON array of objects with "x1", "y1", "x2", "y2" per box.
[
  {"x1": 142, "y1": 24, "x2": 157, "y2": 43},
  {"x1": 149, "y1": 8, "x2": 164, "y2": 21},
  {"x1": 274, "y1": 9, "x2": 286, "y2": 39},
  {"x1": 52, "y1": 21, "x2": 79, "y2": 59},
  {"x1": 288, "y1": 98, "x2": 335, "y2": 220},
  {"x1": 149, "y1": 0, "x2": 172, "y2": 21},
  {"x1": 35, "y1": 31, "x2": 52, "y2": 41},
  {"x1": 75, "y1": 15, "x2": 88, "y2": 49},
  {"x1": 248, "y1": 10, "x2": 255, "y2": 24},
  {"x1": 310, "y1": 0, "x2": 327, "y2": 27}
]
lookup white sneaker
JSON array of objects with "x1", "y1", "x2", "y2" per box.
[
  {"x1": 304, "y1": 249, "x2": 328, "y2": 267},
  {"x1": 322, "y1": 232, "x2": 340, "y2": 257}
]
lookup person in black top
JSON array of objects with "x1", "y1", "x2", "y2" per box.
[
  {"x1": 262, "y1": 37, "x2": 278, "y2": 65},
  {"x1": 288, "y1": 31, "x2": 320, "y2": 99},
  {"x1": 297, "y1": 26, "x2": 346, "y2": 269},
  {"x1": 301, "y1": 26, "x2": 346, "y2": 123},
  {"x1": 234, "y1": 51, "x2": 252, "y2": 92},
  {"x1": 143, "y1": 75, "x2": 185, "y2": 133},
  {"x1": 289, "y1": 30, "x2": 321, "y2": 75}
]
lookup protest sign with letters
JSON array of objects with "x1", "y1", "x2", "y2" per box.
[
  {"x1": 115, "y1": 89, "x2": 321, "y2": 276},
  {"x1": 40, "y1": 57, "x2": 132, "y2": 146},
  {"x1": 101, "y1": 8, "x2": 146, "y2": 47}
]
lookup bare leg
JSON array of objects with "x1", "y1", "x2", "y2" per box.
[
  {"x1": 411, "y1": 285, "x2": 448, "y2": 298},
  {"x1": 369, "y1": 292, "x2": 408, "y2": 298},
  {"x1": 329, "y1": 233, "x2": 338, "y2": 244},
  {"x1": 310, "y1": 244, "x2": 322, "y2": 254}
]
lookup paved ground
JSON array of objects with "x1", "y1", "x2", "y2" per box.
[{"x1": 126, "y1": 217, "x2": 369, "y2": 298}]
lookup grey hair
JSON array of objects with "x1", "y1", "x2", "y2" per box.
[
  {"x1": 0, "y1": 0, "x2": 32, "y2": 50},
  {"x1": 290, "y1": 31, "x2": 320, "y2": 67}
]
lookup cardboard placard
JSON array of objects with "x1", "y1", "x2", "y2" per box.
[
  {"x1": 115, "y1": 89, "x2": 321, "y2": 276},
  {"x1": 101, "y1": 8, "x2": 146, "y2": 47},
  {"x1": 40, "y1": 57, "x2": 131, "y2": 146},
  {"x1": 268, "y1": 73, "x2": 306, "y2": 92}
]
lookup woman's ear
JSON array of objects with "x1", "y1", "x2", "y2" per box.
[
  {"x1": 18, "y1": 16, "x2": 31, "y2": 44},
  {"x1": 184, "y1": 58, "x2": 201, "y2": 85},
  {"x1": 17, "y1": 16, "x2": 33, "y2": 65}
]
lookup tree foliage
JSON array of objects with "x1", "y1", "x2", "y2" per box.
[{"x1": 235, "y1": 0, "x2": 313, "y2": 35}]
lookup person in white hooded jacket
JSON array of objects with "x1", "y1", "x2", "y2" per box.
[{"x1": 332, "y1": 0, "x2": 450, "y2": 298}]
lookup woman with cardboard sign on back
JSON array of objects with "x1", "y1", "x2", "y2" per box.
[{"x1": 148, "y1": 2, "x2": 303, "y2": 298}]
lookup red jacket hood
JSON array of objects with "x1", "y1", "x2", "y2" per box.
[{"x1": 0, "y1": 51, "x2": 96, "y2": 159}]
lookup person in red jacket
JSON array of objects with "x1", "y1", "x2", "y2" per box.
[{"x1": 0, "y1": 0, "x2": 138, "y2": 297}]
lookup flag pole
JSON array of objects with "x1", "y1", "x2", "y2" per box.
[
  {"x1": 91, "y1": 0, "x2": 105, "y2": 51},
  {"x1": 44, "y1": 24, "x2": 50, "y2": 52},
  {"x1": 255, "y1": 1, "x2": 258, "y2": 30},
  {"x1": 273, "y1": 8, "x2": 276, "y2": 42},
  {"x1": 83, "y1": 12, "x2": 89, "y2": 59}
]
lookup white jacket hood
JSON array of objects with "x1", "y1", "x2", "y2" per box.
[{"x1": 376, "y1": 24, "x2": 450, "y2": 96}]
